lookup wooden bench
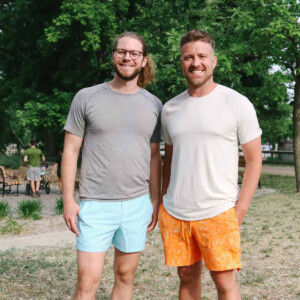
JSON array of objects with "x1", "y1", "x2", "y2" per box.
[
  {"x1": 238, "y1": 156, "x2": 261, "y2": 188},
  {"x1": 0, "y1": 167, "x2": 22, "y2": 196}
]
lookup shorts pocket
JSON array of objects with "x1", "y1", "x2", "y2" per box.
[
  {"x1": 146, "y1": 196, "x2": 153, "y2": 217},
  {"x1": 231, "y1": 208, "x2": 240, "y2": 228},
  {"x1": 78, "y1": 201, "x2": 89, "y2": 216}
]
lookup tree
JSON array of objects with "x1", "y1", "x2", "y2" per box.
[
  {"x1": 212, "y1": 0, "x2": 299, "y2": 189},
  {"x1": 0, "y1": 0, "x2": 298, "y2": 190}
]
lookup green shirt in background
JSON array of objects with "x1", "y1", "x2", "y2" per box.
[{"x1": 25, "y1": 147, "x2": 43, "y2": 167}]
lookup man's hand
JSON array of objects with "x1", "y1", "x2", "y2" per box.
[
  {"x1": 234, "y1": 203, "x2": 248, "y2": 227},
  {"x1": 63, "y1": 200, "x2": 80, "y2": 236},
  {"x1": 147, "y1": 202, "x2": 159, "y2": 233}
]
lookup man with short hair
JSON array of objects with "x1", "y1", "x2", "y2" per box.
[
  {"x1": 24, "y1": 139, "x2": 45, "y2": 198},
  {"x1": 159, "y1": 30, "x2": 262, "y2": 299},
  {"x1": 62, "y1": 32, "x2": 162, "y2": 300}
]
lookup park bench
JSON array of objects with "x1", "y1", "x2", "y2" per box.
[
  {"x1": 0, "y1": 167, "x2": 22, "y2": 196},
  {"x1": 238, "y1": 155, "x2": 261, "y2": 188}
]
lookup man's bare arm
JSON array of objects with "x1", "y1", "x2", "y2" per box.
[
  {"x1": 235, "y1": 136, "x2": 262, "y2": 226},
  {"x1": 62, "y1": 131, "x2": 83, "y2": 235},
  {"x1": 24, "y1": 156, "x2": 28, "y2": 162},
  {"x1": 162, "y1": 143, "x2": 173, "y2": 198},
  {"x1": 147, "y1": 142, "x2": 162, "y2": 233}
]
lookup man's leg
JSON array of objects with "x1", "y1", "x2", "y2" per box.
[
  {"x1": 36, "y1": 180, "x2": 40, "y2": 192},
  {"x1": 177, "y1": 261, "x2": 202, "y2": 300},
  {"x1": 74, "y1": 250, "x2": 107, "y2": 300},
  {"x1": 30, "y1": 180, "x2": 36, "y2": 194},
  {"x1": 210, "y1": 270, "x2": 240, "y2": 300},
  {"x1": 59, "y1": 177, "x2": 63, "y2": 193},
  {"x1": 111, "y1": 249, "x2": 140, "y2": 300}
]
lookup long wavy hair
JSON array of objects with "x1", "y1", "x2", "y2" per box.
[{"x1": 113, "y1": 32, "x2": 156, "y2": 88}]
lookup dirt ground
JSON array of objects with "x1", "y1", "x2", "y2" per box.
[
  {"x1": 0, "y1": 164, "x2": 294, "y2": 251},
  {"x1": 0, "y1": 166, "x2": 299, "y2": 299}
]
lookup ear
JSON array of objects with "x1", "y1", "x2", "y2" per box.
[
  {"x1": 212, "y1": 55, "x2": 217, "y2": 70},
  {"x1": 142, "y1": 56, "x2": 148, "y2": 68}
]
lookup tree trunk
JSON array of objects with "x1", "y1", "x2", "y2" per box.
[
  {"x1": 43, "y1": 129, "x2": 57, "y2": 159},
  {"x1": 293, "y1": 60, "x2": 300, "y2": 192}
]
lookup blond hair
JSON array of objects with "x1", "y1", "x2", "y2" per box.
[{"x1": 180, "y1": 30, "x2": 215, "y2": 53}]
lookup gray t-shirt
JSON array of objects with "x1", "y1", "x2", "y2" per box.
[{"x1": 64, "y1": 82, "x2": 162, "y2": 201}]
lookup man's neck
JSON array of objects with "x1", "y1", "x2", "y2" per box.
[
  {"x1": 188, "y1": 80, "x2": 218, "y2": 98},
  {"x1": 109, "y1": 75, "x2": 139, "y2": 94}
]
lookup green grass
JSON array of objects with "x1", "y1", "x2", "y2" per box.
[
  {"x1": 54, "y1": 196, "x2": 63, "y2": 215},
  {"x1": 260, "y1": 174, "x2": 296, "y2": 193},
  {"x1": 0, "y1": 172, "x2": 299, "y2": 299},
  {"x1": 0, "y1": 218, "x2": 22, "y2": 235},
  {"x1": 0, "y1": 201, "x2": 10, "y2": 219},
  {"x1": 18, "y1": 199, "x2": 42, "y2": 220}
]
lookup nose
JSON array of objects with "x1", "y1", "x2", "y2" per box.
[
  {"x1": 191, "y1": 56, "x2": 201, "y2": 67},
  {"x1": 123, "y1": 51, "x2": 131, "y2": 60}
]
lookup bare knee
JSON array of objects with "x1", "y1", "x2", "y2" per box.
[
  {"x1": 178, "y1": 263, "x2": 202, "y2": 284},
  {"x1": 75, "y1": 274, "x2": 100, "y2": 299},
  {"x1": 114, "y1": 265, "x2": 135, "y2": 286},
  {"x1": 210, "y1": 270, "x2": 238, "y2": 293}
]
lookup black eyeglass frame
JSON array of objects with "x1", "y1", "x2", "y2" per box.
[{"x1": 114, "y1": 48, "x2": 144, "y2": 60}]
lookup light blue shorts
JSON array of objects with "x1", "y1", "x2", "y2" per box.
[{"x1": 76, "y1": 194, "x2": 153, "y2": 253}]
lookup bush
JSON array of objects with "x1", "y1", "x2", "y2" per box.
[
  {"x1": 18, "y1": 199, "x2": 42, "y2": 220},
  {"x1": 55, "y1": 196, "x2": 63, "y2": 215},
  {"x1": 264, "y1": 156, "x2": 294, "y2": 166},
  {"x1": 0, "y1": 153, "x2": 23, "y2": 169},
  {"x1": 0, "y1": 201, "x2": 10, "y2": 219}
]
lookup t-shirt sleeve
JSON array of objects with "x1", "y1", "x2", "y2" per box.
[
  {"x1": 161, "y1": 106, "x2": 172, "y2": 145},
  {"x1": 64, "y1": 90, "x2": 86, "y2": 137},
  {"x1": 237, "y1": 97, "x2": 262, "y2": 145},
  {"x1": 150, "y1": 98, "x2": 163, "y2": 143}
]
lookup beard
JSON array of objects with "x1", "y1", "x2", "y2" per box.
[
  {"x1": 184, "y1": 66, "x2": 213, "y2": 89},
  {"x1": 113, "y1": 62, "x2": 143, "y2": 81}
]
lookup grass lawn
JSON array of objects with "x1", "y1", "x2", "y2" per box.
[{"x1": 0, "y1": 174, "x2": 299, "y2": 299}]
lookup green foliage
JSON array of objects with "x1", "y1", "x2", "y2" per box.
[
  {"x1": 0, "y1": 202, "x2": 10, "y2": 219},
  {"x1": 0, "y1": 218, "x2": 22, "y2": 235},
  {"x1": 55, "y1": 196, "x2": 63, "y2": 215},
  {"x1": 260, "y1": 174, "x2": 296, "y2": 193},
  {"x1": 265, "y1": 156, "x2": 293, "y2": 165},
  {"x1": 18, "y1": 199, "x2": 42, "y2": 220},
  {"x1": 0, "y1": 0, "x2": 298, "y2": 157},
  {"x1": 0, "y1": 153, "x2": 23, "y2": 169}
]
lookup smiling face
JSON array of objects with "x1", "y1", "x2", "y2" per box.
[
  {"x1": 112, "y1": 36, "x2": 147, "y2": 82},
  {"x1": 181, "y1": 40, "x2": 217, "y2": 92}
]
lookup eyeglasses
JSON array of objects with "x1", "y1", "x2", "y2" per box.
[{"x1": 114, "y1": 48, "x2": 144, "y2": 60}]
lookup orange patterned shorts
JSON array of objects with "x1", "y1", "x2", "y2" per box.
[{"x1": 158, "y1": 205, "x2": 241, "y2": 271}]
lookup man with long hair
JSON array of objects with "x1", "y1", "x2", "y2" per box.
[
  {"x1": 62, "y1": 32, "x2": 162, "y2": 300},
  {"x1": 159, "y1": 30, "x2": 262, "y2": 299}
]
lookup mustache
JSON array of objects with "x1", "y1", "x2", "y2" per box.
[{"x1": 188, "y1": 67, "x2": 204, "y2": 72}]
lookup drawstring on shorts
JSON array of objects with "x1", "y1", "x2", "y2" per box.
[{"x1": 181, "y1": 220, "x2": 192, "y2": 241}]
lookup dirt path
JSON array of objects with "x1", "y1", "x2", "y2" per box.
[
  {"x1": 0, "y1": 230, "x2": 75, "y2": 251},
  {"x1": 0, "y1": 165, "x2": 293, "y2": 251},
  {"x1": 261, "y1": 165, "x2": 295, "y2": 176},
  {"x1": 0, "y1": 187, "x2": 276, "y2": 251}
]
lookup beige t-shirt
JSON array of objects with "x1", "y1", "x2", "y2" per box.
[{"x1": 161, "y1": 84, "x2": 262, "y2": 221}]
